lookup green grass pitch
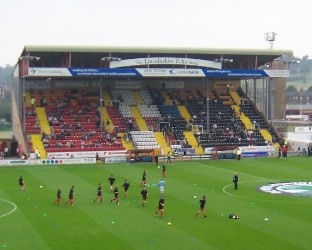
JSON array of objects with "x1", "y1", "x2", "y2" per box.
[{"x1": 0, "y1": 157, "x2": 312, "y2": 250}]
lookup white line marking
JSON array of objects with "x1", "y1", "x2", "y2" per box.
[
  {"x1": 193, "y1": 162, "x2": 276, "y2": 182},
  {"x1": 193, "y1": 162, "x2": 312, "y2": 204},
  {"x1": 0, "y1": 199, "x2": 17, "y2": 218}
]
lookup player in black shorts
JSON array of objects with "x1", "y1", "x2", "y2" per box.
[
  {"x1": 108, "y1": 174, "x2": 116, "y2": 192},
  {"x1": 140, "y1": 170, "x2": 147, "y2": 186},
  {"x1": 162, "y1": 162, "x2": 166, "y2": 178},
  {"x1": 65, "y1": 186, "x2": 75, "y2": 206},
  {"x1": 155, "y1": 155, "x2": 159, "y2": 167},
  {"x1": 122, "y1": 180, "x2": 130, "y2": 198},
  {"x1": 53, "y1": 187, "x2": 62, "y2": 205},
  {"x1": 154, "y1": 196, "x2": 166, "y2": 218},
  {"x1": 19, "y1": 176, "x2": 26, "y2": 191},
  {"x1": 93, "y1": 183, "x2": 103, "y2": 203},
  {"x1": 111, "y1": 185, "x2": 119, "y2": 204},
  {"x1": 139, "y1": 186, "x2": 148, "y2": 207},
  {"x1": 196, "y1": 195, "x2": 207, "y2": 217}
]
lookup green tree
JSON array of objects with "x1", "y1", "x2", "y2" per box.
[
  {"x1": 288, "y1": 56, "x2": 301, "y2": 74},
  {"x1": 299, "y1": 55, "x2": 311, "y2": 74},
  {"x1": 0, "y1": 65, "x2": 14, "y2": 83},
  {"x1": 0, "y1": 99, "x2": 12, "y2": 122},
  {"x1": 307, "y1": 86, "x2": 312, "y2": 92},
  {"x1": 286, "y1": 85, "x2": 297, "y2": 92},
  {"x1": 0, "y1": 65, "x2": 13, "y2": 123}
]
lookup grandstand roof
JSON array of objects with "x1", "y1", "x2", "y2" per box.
[
  {"x1": 20, "y1": 45, "x2": 293, "y2": 69},
  {"x1": 23, "y1": 45, "x2": 292, "y2": 56}
]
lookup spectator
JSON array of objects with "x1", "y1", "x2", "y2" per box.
[
  {"x1": 128, "y1": 118, "x2": 133, "y2": 131},
  {"x1": 56, "y1": 141, "x2": 63, "y2": 148},
  {"x1": 31, "y1": 98, "x2": 36, "y2": 107}
]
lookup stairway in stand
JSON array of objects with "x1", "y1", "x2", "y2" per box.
[
  {"x1": 232, "y1": 104, "x2": 254, "y2": 130},
  {"x1": 31, "y1": 134, "x2": 46, "y2": 159},
  {"x1": 230, "y1": 91, "x2": 241, "y2": 105},
  {"x1": 177, "y1": 106, "x2": 191, "y2": 121},
  {"x1": 154, "y1": 132, "x2": 171, "y2": 155},
  {"x1": 130, "y1": 106, "x2": 148, "y2": 131},
  {"x1": 120, "y1": 133, "x2": 135, "y2": 151},
  {"x1": 183, "y1": 131, "x2": 204, "y2": 154},
  {"x1": 36, "y1": 107, "x2": 51, "y2": 134}
]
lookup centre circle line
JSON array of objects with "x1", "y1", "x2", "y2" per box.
[{"x1": 0, "y1": 199, "x2": 17, "y2": 218}]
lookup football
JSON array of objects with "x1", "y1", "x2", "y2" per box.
[{"x1": 167, "y1": 222, "x2": 171, "y2": 226}]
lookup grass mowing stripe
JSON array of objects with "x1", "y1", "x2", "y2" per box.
[{"x1": 0, "y1": 157, "x2": 312, "y2": 249}]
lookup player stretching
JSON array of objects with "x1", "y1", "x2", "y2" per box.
[
  {"x1": 111, "y1": 185, "x2": 119, "y2": 204},
  {"x1": 195, "y1": 195, "x2": 207, "y2": 217},
  {"x1": 140, "y1": 170, "x2": 147, "y2": 186},
  {"x1": 139, "y1": 186, "x2": 148, "y2": 207},
  {"x1": 93, "y1": 183, "x2": 103, "y2": 203},
  {"x1": 65, "y1": 186, "x2": 75, "y2": 206},
  {"x1": 53, "y1": 187, "x2": 62, "y2": 205},
  {"x1": 154, "y1": 196, "x2": 166, "y2": 218},
  {"x1": 122, "y1": 180, "x2": 130, "y2": 198}
]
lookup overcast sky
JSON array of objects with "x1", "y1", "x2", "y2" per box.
[{"x1": 0, "y1": 0, "x2": 310, "y2": 67}]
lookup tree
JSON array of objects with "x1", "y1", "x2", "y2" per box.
[
  {"x1": 0, "y1": 65, "x2": 13, "y2": 123},
  {"x1": 299, "y1": 55, "x2": 311, "y2": 74},
  {"x1": 0, "y1": 99, "x2": 11, "y2": 122},
  {"x1": 0, "y1": 65, "x2": 14, "y2": 84},
  {"x1": 286, "y1": 85, "x2": 297, "y2": 92}
]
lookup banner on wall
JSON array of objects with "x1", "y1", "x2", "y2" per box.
[
  {"x1": 110, "y1": 57, "x2": 222, "y2": 69},
  {"x1": 0, "y1": 159, "x2": 41, "y2": 165},
  {"x1": 46, "y1": 150, "x2": 128, "y2": 159},
  {"x1": 28, "y1": 67, "x2": 290, "y2": 78},
  {"x1": 105, "y1": 157, "x2": 127, "y2": 163},
  {"x1": 136, "y1": 68, "x2": 205, "y2": 77},
  {"x1": 294, "y1": 127, "x2": 312, "y2": 133},
  {"x1": 28, "y1": 68, "x2": 72, "y2": 76},
  {"x1": 41, "y1": 158, "x2": 96, "y2": 164}
]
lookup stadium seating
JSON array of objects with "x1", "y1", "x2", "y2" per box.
[{"x1": 25, "y1": 85, "x2": 278, "y2": 156}]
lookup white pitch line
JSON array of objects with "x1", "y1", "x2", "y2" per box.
[
  {"x1": 191, "y1": 162, "x2": 312, "y2": 204},
  {"x1": 0, "y1": 199, "x2": 17, "y2": 218},
  {"x1": 193, "y1": 162, "x2": 276, "y2": 182},
  {"x1": 222, "y1": 181, "x2": 312, "y2": 204}
]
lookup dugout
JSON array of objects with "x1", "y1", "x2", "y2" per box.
[{"x1": 128, "y1": 149, "x2": 155, "y2": 163}]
